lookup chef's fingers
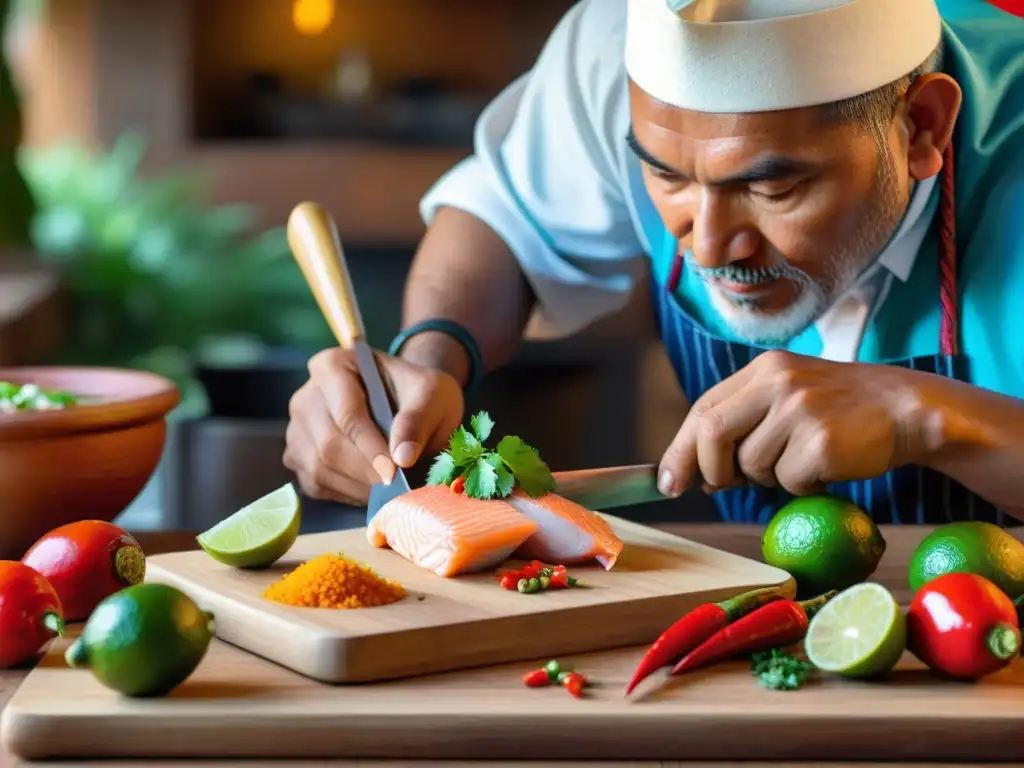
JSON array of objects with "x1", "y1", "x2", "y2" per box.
[
  {"x1": 377, "y1": 353, "x2": 465, "y2": 469},
  {"x1": 771, "y1": 423, "x2": 829, "y2": 497},
  {"x1": 308, "y1": 349, "x2": 395, "y2": 485},
  {"x1": 734, "y1": 398, "x2": 799, "y2": 488},
  {"x1": 284, "y1": 421, "x2": 371, "y2": 504},
  {"x1": 661, "y1": 380, "x2": 772, "y2": 494},
  {"x1": 288, "y1": 377, "x2": 380, "y2": 488},
  {"x1": 694, "y1": 386, "x2": 774, "y2": 488},
  {"x1": 387, "y1": 387, "x2": 436, "y2": 469}
]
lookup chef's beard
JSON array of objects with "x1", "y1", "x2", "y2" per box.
[{"x1": 689, "y1": 154, "x2": 907, "y2": 345}]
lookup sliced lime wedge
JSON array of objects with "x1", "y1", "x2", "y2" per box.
[
  {"x1": 804, "y1": 582, "x2": 906, "y2": 678},
  {"x1": 197, "y1": 483, "x2": 301, "y2": 569}
]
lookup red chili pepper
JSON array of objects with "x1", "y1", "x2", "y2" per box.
[
  {"x1": 497, "y1": 562, "x2": 578, "y2": 592},
  {"x1": 561, "y1": 671, "x2": 586, "y2": 698},
  {"x1": 549, "y1": 568, "x2": 568, "y2": 589},
  {"x1": 624, "y1": 586, "x2": 784, "y2": 695},
  {"x1": 522, "y1": 668, "x2": 550, "y2": 687},
  {"x1": 520, "y1": 562, "x2": 544, "y2": 579},
  {"x1": 0, "y1": 561, "x2": 65, "y2": 668},
  {"x1": 907, "y1": 572, "x2": 1021, "y2": 681},
  {"x1": 22, "y1": 520, "x2": 145, "y2": 622},
  {"x1": 669, "y1": 590, "x2": 837, "y2": 677},
  {"x1": 450, "y1": 476, "x2": 466, "y2": 494}
]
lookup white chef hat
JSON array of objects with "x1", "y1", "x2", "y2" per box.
[{"x1": 625, "y1": 0, "x2": 943, "y2": 113}]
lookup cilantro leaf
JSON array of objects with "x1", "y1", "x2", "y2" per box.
[
  {"x1": 449, "y1": 426, "x2": 483, "y2": 465},
  {"x1": 492, "y1": 457, "x2": 516, "y2": 498},
  {"x1": 424, "y1": 411, "x2": 554, "y2": 501},
  {"x1": 497, "y1": 435, "x2": 555, "y2": 497},
  {"x1": 426, "y1": 451, "x2": 457, "y2": 486},
  {"x1": 470, "y1": 411, "x2": 494, "y2": 443},
  {"x1": 495, "y1": 466, "x2": 516, "y2": 498},
  {"x1": 465, "y1": 456, "x2": 499, "y2": 499}
]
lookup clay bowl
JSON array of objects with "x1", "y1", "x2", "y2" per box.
[{"x1": 0, "y1": 367, "x2": 180, "y2": 560}]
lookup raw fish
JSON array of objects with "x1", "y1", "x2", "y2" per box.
[
  {"x1": 366, "y1": 485, "x2": 538, "y2": 577},
  {"x1": 506, "y1": 490, "x2": 623, "y2": 569}
]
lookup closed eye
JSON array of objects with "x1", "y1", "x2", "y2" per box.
[
  {"x1": 648, "y1": 165, "x2": 686, "y2": 183},
  {"x1": 751, "y1": 182, "x2": 801, "y2": 201}
]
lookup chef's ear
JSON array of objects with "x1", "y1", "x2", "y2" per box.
[{"x1": 903, "y1": 73, "x2": 962, "y2": 182}]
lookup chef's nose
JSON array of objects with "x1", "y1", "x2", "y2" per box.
[{"x1": 683, "y1": 192, "x2": 759, "y2": 269}]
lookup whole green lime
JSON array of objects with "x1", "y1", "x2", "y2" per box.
[
  {"x1": 762, "y1": 495, "x2": 886, "y2": 597},
  {"x1": 908, "y1": 521, "x2": 1024, "y2": 598},
  {"x1": 65, "y1": 583, "x2": 214, "y2": 697}
]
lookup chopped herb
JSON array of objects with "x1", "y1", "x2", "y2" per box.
[
  {"x1": 751, "y1": 648, "x2": 811, "y2": 691},
  {"x1": 0, "y1": 382, "x2": 79, "y2": 413},
  {"x1": 427, "y1": 411, "x2": 555, "y2": 500}
]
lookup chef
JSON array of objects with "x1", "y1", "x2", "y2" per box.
[{"x1": 284, "y1": 0, "x2": 1024, "y2": 524}]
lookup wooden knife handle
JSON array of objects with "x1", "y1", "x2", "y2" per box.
[{"x1": 287, "y1": 201, "x2": 365, "y2": 350}]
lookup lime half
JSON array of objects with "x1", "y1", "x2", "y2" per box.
[
  {"x1": 804, "y1": 582, "x2": 906, "y2": 678},
  {"x1": 197, "y1": 483, "x2": 301, "y2": 568}
]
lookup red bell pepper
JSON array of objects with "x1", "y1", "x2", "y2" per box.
[
  {"x1": 670, "y1": 590, "x2": 837, "y2": 676},
  {"x1": 907, "y1": 572, "x2": 1021, "y2": 681},
  {"x1": 22, "y1": 520, "x2": 146, "y2": 622},
  {"x1": 0, "y1": 561, "x2": 65, "y2": 668},
  {"x1": 624, "y1": 586, "x2": 785, "y2": 695}
]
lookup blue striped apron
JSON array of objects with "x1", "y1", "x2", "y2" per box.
[{"x1": 647, "y1": 146, "x2": 1001, "y2": 525}]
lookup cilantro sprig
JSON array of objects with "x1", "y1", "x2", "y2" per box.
[
  {"x1": 751, "y1": 649, "x2": 812, "y2": 691},
  {"x1": 427, "y1": 411, "x2": 556, "y2": 500}
]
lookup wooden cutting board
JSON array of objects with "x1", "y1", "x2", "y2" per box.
[
  {"x1": 142, "y1": 515, "x2": 793, "y2": 683},
  {"x1": 4, "y1": 631, "x2": 1023, "y2": 763}
]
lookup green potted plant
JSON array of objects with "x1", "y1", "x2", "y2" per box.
[{"x1": 19, "y1": 132, "x2": 336, "y2": 417}]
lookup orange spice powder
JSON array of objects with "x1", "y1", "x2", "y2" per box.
[{"x1": 263, "y1": 553, "x2": 406, "y2": 609}]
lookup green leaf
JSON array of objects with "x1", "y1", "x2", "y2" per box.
[
  {"x1": 470, "y1": 411, "x2": 494, "y2": 443},
  {"x1": 449, "y1": 426, "x2": 483, "y2": 465},
  {"x1": 497, "y1": 435, "x2": 555, "y2": 497},
  {"x1": 750, "y1": 649, "x2": 810, "y2": 691},
  {"x1": 427, "y1": 451, "x2": 457, "y2": 486},
  {"x1": 481, "y1": 452, "x2": 514, "y2": 498},
  {"x1": 465, "y1": 457, "x2": 499, "y2": 499},
  {"x1": 494, "y1": 462, "x2": 516, "y2": 498}
]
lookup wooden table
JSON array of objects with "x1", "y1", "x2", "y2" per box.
[{"x1": 0, "y1": 524, "x2": 1009, "y2": 767}]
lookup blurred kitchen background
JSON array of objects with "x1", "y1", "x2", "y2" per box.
[{"x1": 0, "y1": 0, "x2": 710, "y2": 532}]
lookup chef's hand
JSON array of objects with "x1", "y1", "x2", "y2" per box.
[
  {"x1": 284, "y1": 347, "x2": 464, "y2": 505},
  {"x1": 657, "y1": 350, "x2": 942, "y2": 498}
]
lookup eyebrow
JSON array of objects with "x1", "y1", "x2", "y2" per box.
[{"x1": 625, "y1": 127, "x2": 815, "y2": 186}]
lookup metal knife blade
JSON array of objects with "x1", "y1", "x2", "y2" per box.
[
  {"x1": 354, "y1": 341, "x2": 411, "y2": 522},
  {"x1": 551, "y1": 463, "x2": 665, "y2": 510}
]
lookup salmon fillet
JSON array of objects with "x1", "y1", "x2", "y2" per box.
[
  {"x1": 506, "y1": 490, "x2": 623, "y2": 570},
  {"x1": 366, "y1": 485, "x2": 539, "y2": 577}
]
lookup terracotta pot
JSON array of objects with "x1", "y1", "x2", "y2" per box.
[{"x1": 0, "y1": 367, "x2": 179, "y2": 560}]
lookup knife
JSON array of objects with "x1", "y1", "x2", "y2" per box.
[
  {"x1": 286, "y1": 201, "x2": 412, "y2": 524},
  {"x1": 552, "y1": 463, "x2": 666, "y2": 511}
]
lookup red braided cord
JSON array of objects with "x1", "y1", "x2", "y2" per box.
[
  {"x1": 667, "y1": 249, "x2": 684, "y2": 293},
  {"x1": 938, "y1": 142, "x2": 959, "y2": 356}
]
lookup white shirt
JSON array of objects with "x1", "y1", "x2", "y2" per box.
[{"x1": 420, "y1": 0, "x2": 937, "y2": 363}]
